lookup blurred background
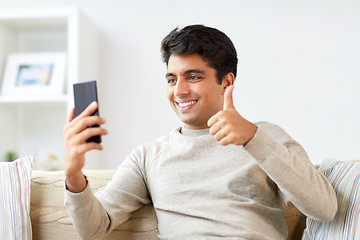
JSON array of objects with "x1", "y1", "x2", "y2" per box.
[{"x1": 0, "y1": 0, "x2": 359, "y2": 169}]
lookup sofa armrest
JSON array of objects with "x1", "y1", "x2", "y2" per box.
[{"x1": 284, "y1": 205, "x2": 306, "y2": 240}]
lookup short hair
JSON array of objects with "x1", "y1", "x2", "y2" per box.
[{"x1": 161, "y1": 25, "x2": 238, "y2": 84}]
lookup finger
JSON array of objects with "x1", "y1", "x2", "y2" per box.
[
  {"x1": 219, "y1": 136, "x2": 232, "y2": 146},
  {"x1": 79, "y1": 116, "x2": 106, "y2": 129},
  {"x1": 79, "y1": 127, "x2": 108, "y2": 143},
  {"x1": 207, "y1": 111, "x2": 220, "y2": 127},
  {"x1": 214, "y1": 128, "x2": 228, "y2": 142},
  {"x1": 78, "y1": 101, "x2": 98, "y2": 119},
  {"x1": 209, "y1": 120, "x2": 222, "y2": 135},
  {"x1": 71, "y1": 124, "x2": 107, "y2": 144},
  {"x1": 64, "y1": 116, "x2": 106, "y2": 142},
  {"x1": 67, "y1": 102, "x2": 98, "y2": 129},
  {"x1": 224, "y1": 85, "x2": 235, "y2": 110},
  {"x1": 70, "y1": 142, "x2": 104, "y2": 157}
]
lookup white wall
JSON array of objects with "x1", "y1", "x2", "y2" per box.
[{"x1": 1, "y1": 0, "x2": 359, "y2": 167}]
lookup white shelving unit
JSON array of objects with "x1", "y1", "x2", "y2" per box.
[{"x1": 0, "y1": 7, "x2": 98, "y2": 168}]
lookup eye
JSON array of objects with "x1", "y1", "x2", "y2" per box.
[
  {"x1": 188, "y1": 75, "x2": 203, "y2": 82},
  {"x1": 167, "y1": 78, "x2": 176, "y2": 85}
]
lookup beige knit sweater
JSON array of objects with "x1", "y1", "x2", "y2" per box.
[{"x1": 65, "y1": 122, "x2": 337, "y2": 240}]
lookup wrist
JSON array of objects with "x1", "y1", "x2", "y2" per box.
[
  {"x1": 65, "y1": 171, "x2": 87, "y2": 193},
  {"x1": 244, "y1": 124, "x2": 258, "y2": 146}
]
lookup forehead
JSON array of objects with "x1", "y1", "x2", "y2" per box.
[{"x1": 167, "y1": 54, "x2": 214, "y2": 74}]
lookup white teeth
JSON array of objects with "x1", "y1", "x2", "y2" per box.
[{"x1": 178, "y1": 101, "x2": 196, "y2": 107}]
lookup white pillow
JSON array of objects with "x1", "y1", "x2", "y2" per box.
[
  {"x1": 0, "y1": 156, "x2": 35, "y2": 240},
  {"x1": 302, "y1": 158, "x2": 360, "y2": 239}
]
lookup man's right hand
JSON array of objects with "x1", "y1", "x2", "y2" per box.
[{"x1": 63, "y1": 101, "x2": 107, "y2": 193}]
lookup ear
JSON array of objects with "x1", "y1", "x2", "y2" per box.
[{"x1": 221, "y1": 73, "x2": 235, "y2": 95}]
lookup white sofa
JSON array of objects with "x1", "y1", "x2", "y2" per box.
[{"x1": 30, "y1": 170, "x2": 306, "y2": 240}]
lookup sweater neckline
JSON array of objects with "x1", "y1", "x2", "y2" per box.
[{"x1": 180, "y1": 127, "x2": 210, "y2": 137}]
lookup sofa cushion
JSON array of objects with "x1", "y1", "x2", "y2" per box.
[
  {"x1": 302, "y1": 159, "x2": 360, "y2": 239},
  {"x1": 30, "y1": 170, "x2": 158, "y2": 240},
  {"x1": 0, "y1": 156, "x2": 35, "y2": 240}
]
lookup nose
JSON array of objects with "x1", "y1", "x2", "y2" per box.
[{"x1": 174, "y1": 78, "x2": 190, "y2": 97}]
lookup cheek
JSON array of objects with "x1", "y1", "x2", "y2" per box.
[
  {"x1": 166, "y1": 87, "x2": 174, "y2": 102},
  {"x1": 204, "y1": 89, "x2": 224, "y2": 109}
]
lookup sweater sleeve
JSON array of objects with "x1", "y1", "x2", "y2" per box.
[
  {"x1": 64, "y1": 149, "x2": 151, "y2": 240},
  {"x1": 243, "y1": 122, "x2": 337, "y2": 222}
]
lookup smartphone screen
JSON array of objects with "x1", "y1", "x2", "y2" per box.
[{"x1": 73, "y1": 80, "x2": 101, "y2": 143}]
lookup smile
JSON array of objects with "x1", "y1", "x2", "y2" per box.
[{"x1": 177, "y1": 100, "x2": 197, "y2": 108}]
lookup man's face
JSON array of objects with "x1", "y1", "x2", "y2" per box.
[{"x1": 166, "y1": 54, "x2": 226, "y2": 130}]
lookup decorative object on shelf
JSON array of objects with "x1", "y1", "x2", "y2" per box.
[
  {"x1": 5, "y1": 150, "x2": 18, "y2": 162},
  {"x1": 1, "y1": 52, "x2": 66, "y2": 97},
  {"x1": 37, "y1": 154, "x2": 62, "y2": 171}
]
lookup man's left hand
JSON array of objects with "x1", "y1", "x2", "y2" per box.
[{"x1": 207, "y1": 85, "x2": 258, "y2": 146}]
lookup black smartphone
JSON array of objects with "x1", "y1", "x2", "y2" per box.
[{"x1": 73, "y1": 80, "x2": 102, "y2": 143}]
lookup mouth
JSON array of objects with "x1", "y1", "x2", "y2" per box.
[{"x1": 175, "y1": 100, "x2": 198, "y2": 110}]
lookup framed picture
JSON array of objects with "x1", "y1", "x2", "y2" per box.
[{"x1": 1, "y1": 52, "x2": 66, "y2": 97}]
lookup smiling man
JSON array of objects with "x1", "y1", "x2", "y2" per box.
[
  {"x1": 64, "y1": 25, "x2": 337, "y2": 239},
  {"x1": 166, "y1": 54, "x2": 225, "y2": 130}
]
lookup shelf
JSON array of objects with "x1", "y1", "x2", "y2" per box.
[
  {"x1": 0, "y1": 7, "x2": 98, "y2": 169},
  {"x1": 0, "y1": 95, "x2": 68, "y2": 104},
  {"x1": 0, "y1": 17, "x2": 67, "y2": 32}
]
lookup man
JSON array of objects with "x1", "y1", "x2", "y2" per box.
[{"x1": 64, "y1": 25, "x2": 337, "y2": 239}]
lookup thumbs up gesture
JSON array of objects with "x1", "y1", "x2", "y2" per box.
[{"x1": 207, "y1": 85, "x2": 258, "y2": 146}]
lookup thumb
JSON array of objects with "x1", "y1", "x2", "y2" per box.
[
  {"x1": 67, "y1": 107, "x2": 75, "y2": 123},
  {"x1": 224, "y1": 85, "x2": 235, "y2": 110}
]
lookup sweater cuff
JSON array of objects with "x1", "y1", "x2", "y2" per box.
[
  {"x1": 65, "y1": 176, "x2": 93, "y2": 202},
  {"x1": 243, "y1": 126, "x2": 279, "y2": 164}
]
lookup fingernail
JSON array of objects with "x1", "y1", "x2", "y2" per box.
[{"x1": 90, "y1": 101, "x2": 97, "y2": 107}]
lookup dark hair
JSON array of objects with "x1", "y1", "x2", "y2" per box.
[{"x1": 161, "y1": 25, "x2": 237, "y2": 84}]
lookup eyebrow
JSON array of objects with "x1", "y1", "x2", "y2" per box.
[{"x1": 165, "y1": 69, "x2": 205, "y2": 78}]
